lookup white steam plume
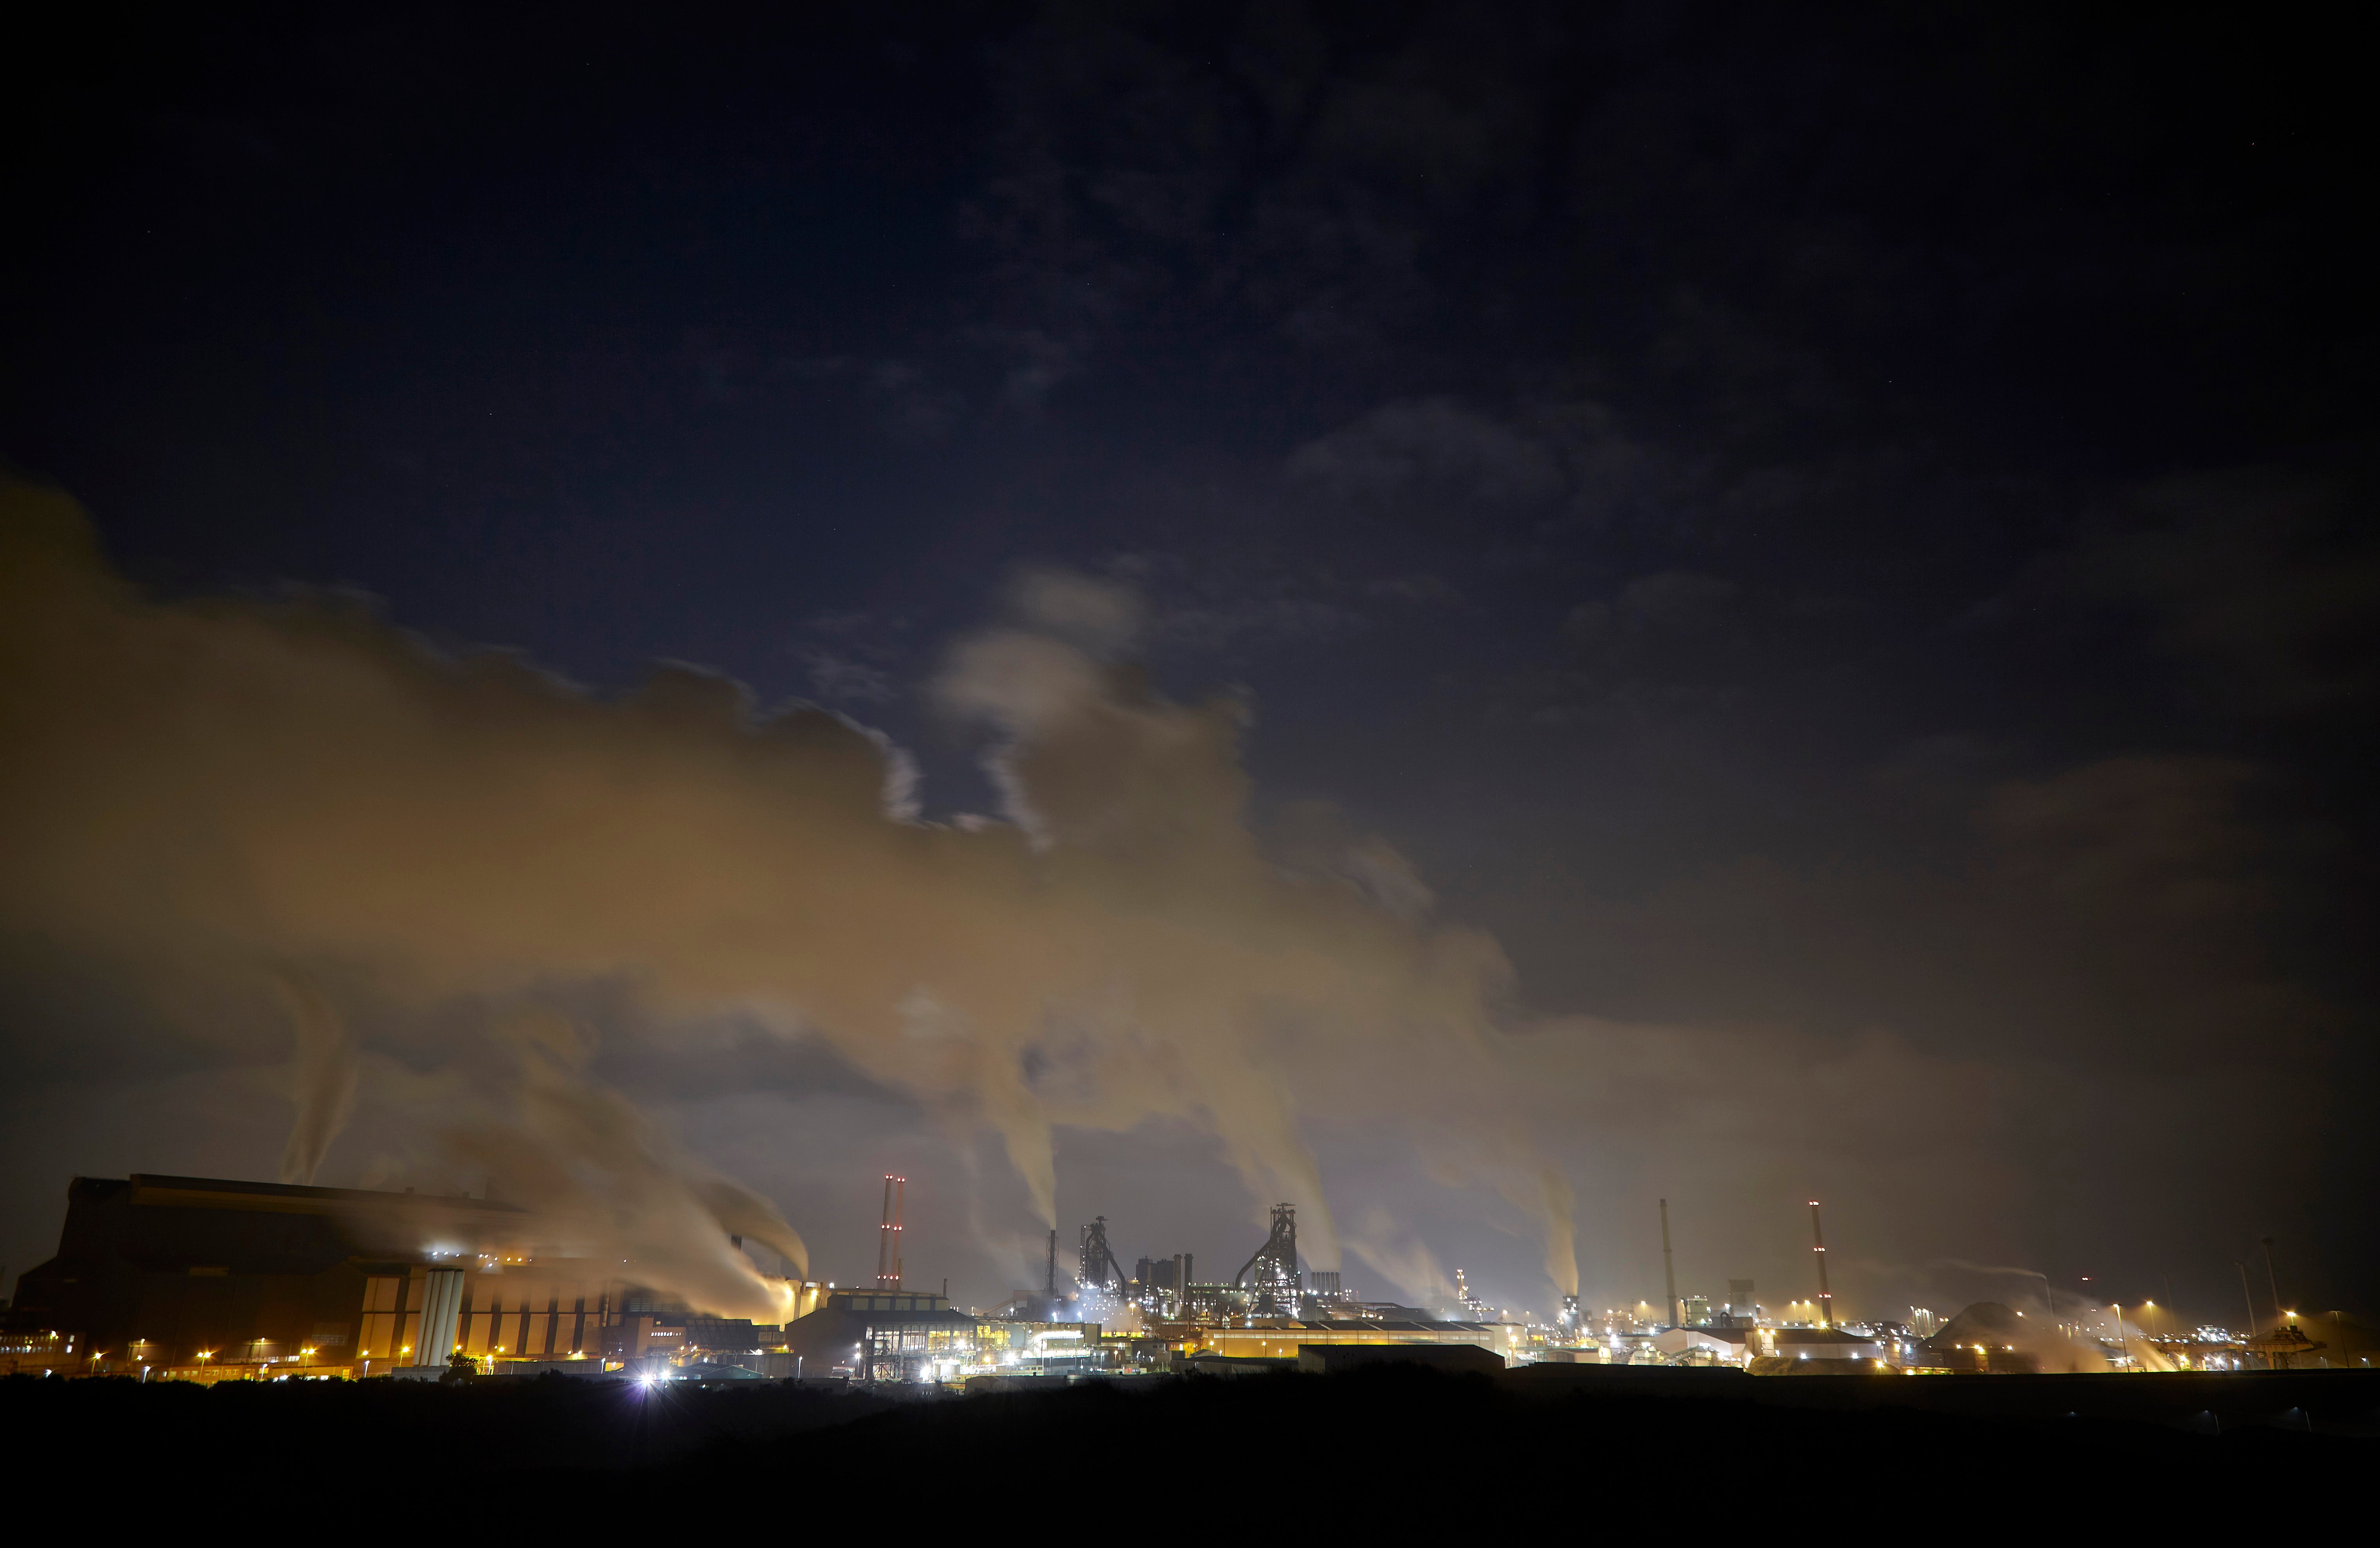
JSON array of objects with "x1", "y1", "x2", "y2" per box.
[
  {"x1": 1344, "y1": 1206, "x2": 1454, "y2": 1307},
  {"x1": 275, "y1": 977, "x2": 359, "y2": 1186},
  {"x1": 1533, "y1": 1164, "x2": 1580, "y2": 1299},
  {"x1": 440, "y1": 1011, "x2": 810, "y2": 1314},
  {"x1": 0, "y1": 484, "x2": 1550, "y2": 1309}
]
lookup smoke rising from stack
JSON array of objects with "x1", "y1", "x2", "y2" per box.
[
  {"x1": 443, "y1": 1009, "x2": 813, "y2": 1316},
  {"x1": 1533, "y1": 1166, "x2": 1580, "y2": 1299},
  {"x1": 275, "y1": 977, "x2": 358, "y2": 1186},
  {"x1": 0, "y1": 484, "x2": 1575, "y2": 1317},
  {"x1": 1343, "y1": 1206, "x2": 1454, "y2": 1306}
]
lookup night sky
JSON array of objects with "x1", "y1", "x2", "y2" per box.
[{"x1": 4, "y1": 3, "x2": 2372, "y2": 1327}]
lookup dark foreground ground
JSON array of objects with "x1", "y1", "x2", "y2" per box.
[{"x1": 7, "y1": 1364, "x2": 2371, "y2": 1530}]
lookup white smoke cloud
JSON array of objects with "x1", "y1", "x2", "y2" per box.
[
  {"x1": 0, "y1": 483, "x2": 1552, "y2": 1311},
  {"x1": 275, "y1": 977, "x2": 359, "y2": 1186},
  {"x1": 1343, "y1": 1206, "x2": 1454, "y2": 1307},
  {"x1": 441, "y1": 1009, "x2": 811, "y2": 1315}
]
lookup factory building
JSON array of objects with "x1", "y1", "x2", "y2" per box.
[
  {"x1": 1, "y1": 1173, "x2": 824, "y2": 1381},
  {"x1": 1133, "y1": 1254, "x2": 1189, "y2": 1295},
  {"x1": 1651, "y1": 1323, "x2": 1887, "y2": 1368},
  {"x1": 1918, "y1": 1302, "x2": 2045, "y2": 1372},
  {"x1": 1652, "y1": 1324, "x2": 1764, "y2": 1364},
  {"x1": 1184, "y1": 1318, "x2": 1523, "y2": 1364},
  {"x1": 5, "y1": 1174, "x2": 598, "y2": 1376},
  {"x1": 782, "y1": 1287, "x2": 980, "y2": 1383},
  {"x1": 1296, "y1": 1342, "x2": 1505, "y2": 1375}
]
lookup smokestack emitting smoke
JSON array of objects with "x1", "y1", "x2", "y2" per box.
[{"x1": 0, "y1": 484, "x2": 1578, "y2": 1319}]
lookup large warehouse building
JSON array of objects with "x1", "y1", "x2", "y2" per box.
[
  {"x1": 1184, "y1": 1317, "x2": 1523, "y2": 1365},
  {"x1": 3, "y1": 1174, "x2": 721, "y2": 1377}
]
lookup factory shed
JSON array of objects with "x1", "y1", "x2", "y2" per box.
[
  {"x1": 1653, "y1": 1324, "x2": 1889, "y2": 1369},
  {"x1": 1298, "y1": 1342, "x2": 1505, "y2": 1374},
  {"x1": 1771, "y1": 1327, "x2": 1886, "y2": 1361},
  {"x1": 1175, "y1": 1353, "x2": 1297, "y2": 1375},
  {"x1": 1652, "y1": 1325, "x2": 1762, "y2": 1365},
  {"x1": 1923, "y1": 1302, "x2": 2025, "y2": 1350},
  {"x1": 1920, "y1": 1302, "x2": 2056, "y2": 1372},
  {"x1": 782, "y1": 1289, "x2": 976, "y2": 1382},
  {"x1": 1192, "y1": 1318, "x2": 1522, "y2": 1363},
  {"x1": 3, "y1": 1173, "x2": 567, "y2": 1376}
]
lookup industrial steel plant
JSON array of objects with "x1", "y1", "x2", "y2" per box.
[{"x1": 4, "y1": 1173, "x2": 2361, "y2": 1387}]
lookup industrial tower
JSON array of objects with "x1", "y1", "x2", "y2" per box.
[
  {"x1": 1078, "y1": 1216, "x2": 1129, "y2": 1296},
  {"x1": 874, "y1": 1174, "x2": 904, "y2": 1290},
  {"x1": 1233, "y1": 1203, "x2": 1301, "y2": 1317},
  {"x1": 1808, "y1": 1200, "x2": 1832, "y2": 1327},
  {"x1": 1660, "y1": 1198, "x2": 1679, "y2": 1328}
]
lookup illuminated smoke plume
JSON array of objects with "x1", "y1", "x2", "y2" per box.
[
  {"x1": 1533, "y1": 1165, "x2": 1580, "y2": 1298},
  {"x1": 0, "y1": 483, "x2": 1571, "y2": 1315},
  {"x1": 1405, "y1": 1123, "x2": 1581, "y2": 1304},
  {"x1": 441, "y1": 1011, "x2": 812, "y2": 1313},
  {"x1": 1343, "y1": 1206, "x2": 1455, "y2": 1307},
  {"x1": 275, "y1": 977, "x2": 358, "y2": 1186}
]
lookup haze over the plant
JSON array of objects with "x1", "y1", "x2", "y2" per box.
[{"x1": 0, "y1": 2, "x2": 2370, "y2": 1325}]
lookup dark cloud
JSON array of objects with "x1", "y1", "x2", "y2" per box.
[
  {"x1": 1288, "y1": 398, "x2": 1566, "y2": 506},
  {"x1": 2073, "y1": 469, "x2": 2380, "y2": 717},
  {"x1": 802, "y1": 649, "x2": 899, "y2": 705}
]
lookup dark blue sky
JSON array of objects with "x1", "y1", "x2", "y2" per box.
[{"x1": 5, "y1": 2, "x2": 2373, "y2": 1319}]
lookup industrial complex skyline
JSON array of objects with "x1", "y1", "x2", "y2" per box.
[
  {"x1": 20, "y1": 1167, "x2": 2344, "y2": 1386},
  {"x1": 2, "y1": 2, "x2": 2372, "y2": 1348}
]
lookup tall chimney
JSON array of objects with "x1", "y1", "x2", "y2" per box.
[
  {"x1": 1046, "y1": 1228, "x2": 1057, "y2": 1304},
  {"x1": 875, "y1": 1175, "x2": 899, "y2": 1290},
  {"x1": 891, "y1": 1175, "x2": 905, "y2": 1289},
  {"x1": 1808, "y1": 1200, "x2": 1832, "y2": 1328},
  {"x1": 1659, "y1": 1199, "x2": 1680, "y2": 1329}
]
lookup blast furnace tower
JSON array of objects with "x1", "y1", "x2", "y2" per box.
[
  {"x1": 1077, "y1": 1216, "x2": 1129, "y2": 1297},
  {"x1": 1234, "y1": 1203, "x2": 1301, "y2": 1317}
]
